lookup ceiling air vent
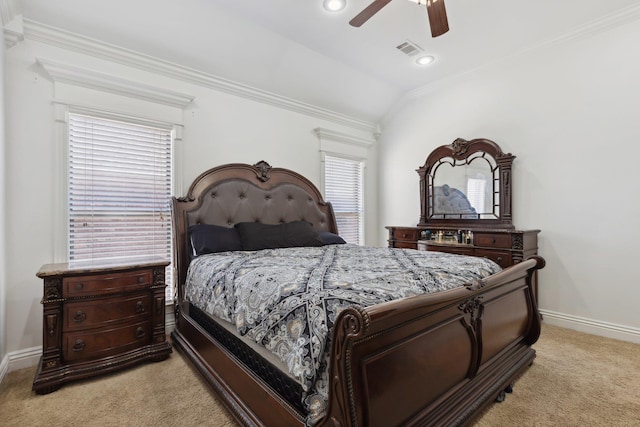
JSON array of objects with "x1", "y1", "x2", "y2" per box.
[{"x1": 396, "y1": 40, "x2": 423, "y2": 57}]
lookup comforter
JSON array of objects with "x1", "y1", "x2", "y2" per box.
[{"x1": 185, "y1": 244, "x2": 500, "y2": 425}]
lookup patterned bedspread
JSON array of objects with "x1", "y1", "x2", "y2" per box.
[{"x1": 185, "y1": 244, "x2": 500, "y2": 425}]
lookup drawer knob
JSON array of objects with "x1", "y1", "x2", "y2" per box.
[
  {"x1": 73, "y1": 311, "x2": 87, "y2": 323},
  {"x1": 496, "y1": 256, "x2": 503, "y2": 264},
  {"x1": 75, "y1": 283, "x2": 84, "y2": 291},
  {"x1": 402, "y1": 233, "x2": 407, "y2": 238},
  {"x1": 72, "y1": 339, "x2": 85, "y2": 352},
  {"x1": 135, "y1": 327, "x2": 145, "y2": 339},
  {"x1": 138, "y1": 276, "x2": 145, "y2": 284},
  {"x1": 135, "y1": 301, "x2": 145, "y2": 314}
]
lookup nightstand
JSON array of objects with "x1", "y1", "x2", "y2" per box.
[{"x1": 32, "y1": 258, "x2": 172, "y2": 394}]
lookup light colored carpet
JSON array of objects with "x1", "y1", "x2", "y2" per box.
[{"x1": 1, "y1": 324, "x2": 639, "y2": 426}]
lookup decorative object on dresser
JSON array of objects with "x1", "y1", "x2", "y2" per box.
[
  {"x1": 386, "y1": 137, "x2": 541, "y2": 299},
  {"x1": 32, "y1": 258, "x2": 172, "y2": 394},
  {"x1": 171, "y1": 160, "x2": 544, "y2": 427}
]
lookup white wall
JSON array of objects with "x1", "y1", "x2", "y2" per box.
[
  {"x1": 1, "y1": 21, "x2": 7, "y2": 362},
  {"x1": 379, "y1": 20, "x2": 640, "y2": 341},
  {"x1": 2, "y1": 35, "x2": 378, "y2": 362}
]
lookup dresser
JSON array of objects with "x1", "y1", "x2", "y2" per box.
[
  {"x1": 386, "y1": 225, "x2": 540, "y2": 299},
  {"x1": 387, "y1": 226, "x2": 538, "y2": 266},
  {"x1": 32, "y1": 258, "x2": 172, "y2": 394}
]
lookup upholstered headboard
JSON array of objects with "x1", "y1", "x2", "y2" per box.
[{"x1": 171, "y1": 161, "x2": 338, "y2": 294}]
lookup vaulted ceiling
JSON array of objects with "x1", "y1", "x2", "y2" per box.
[{"x1": 13, "y1": 0, "x2": 640, "y2": 123}]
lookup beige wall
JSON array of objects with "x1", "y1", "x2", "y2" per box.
[
  {"x1": 378, "y1": 19, "x2": 640, "y2": 341},
  {"x1": 2, "y1": 34, "x2": 379, "y2": 363},
  {"x1": 1, "y1": 20, "x2": 7, "y2": 361}
]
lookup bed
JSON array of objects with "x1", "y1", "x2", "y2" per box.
[{"x1": 170, "y1": 161, "x2": 545, "y2": 427}]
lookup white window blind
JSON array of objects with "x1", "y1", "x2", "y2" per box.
[
  {"x1": 324, "y1": 155, "x2": 364, "y2": 245},
  {"x1": 467, "y1": 177, "x2": 486, "y2": 214},
  {"x1": 68, "y1": 112, "x2": 174, "y2": 300}
]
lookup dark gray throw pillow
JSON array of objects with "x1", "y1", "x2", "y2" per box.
[
  {"x1": 188, "y1": 224, "x2": 243, "y2": 258},
  {"x1": 318, "y1": 231, "x2": 346, "y2": 245},
  {"x1": 235, "y1": 221, "x2": 324, "y2": 251}
]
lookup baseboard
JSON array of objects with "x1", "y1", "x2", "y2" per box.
[
  {"x1": 0, "y1": 354, "x2": 8, "y2": 385},
  {"x1": 166, "y1": 303, "x2": 175, "y2": 334},
  {"x1": 0, "y1": 345, "x2": 42, "y2": 385},
  {"x1": 540, "y1": 309, "x2": 640, "y2": 344}
]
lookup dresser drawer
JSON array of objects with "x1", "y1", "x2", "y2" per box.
[
  {"x1": 473, "y1": 233, "x2": 512, "y2": 249},
  {"x1": 63, "y1": 292, "x2": 151, "y2": 332},
  {"x1": 392, "y1": 228, "x2": 421, "y2": 241},
  {"x1": 63, "y1": 270, "x2": 152, "y2": 298},
  {"x1": 394, "y1": 241, "x2": 418, "y2": 249},
  {"x1": 63, "y1": 321, "x2": 151, "y2": 362},
  {"x1": 427, "y1": 245, "x2": 474, "y2": 256},
  {"x1": 475, "y1": 249, "x2": 512, "y2": 268}
]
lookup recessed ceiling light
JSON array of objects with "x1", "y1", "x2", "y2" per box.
[
  {"x1": 323, "y1": 0, "x2": 346, "y2": 12},
  {"x1": 416, "y1": 55, "x2": 435, "y2": 66}
]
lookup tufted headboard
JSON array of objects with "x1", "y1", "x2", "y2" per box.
[{"x1": 171, "y1": 161, "x2": 338, "y2": 296}]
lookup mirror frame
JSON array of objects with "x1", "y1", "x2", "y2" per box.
[{"x1": 417, "y1": 138, "x2": 515, "y2": 229}]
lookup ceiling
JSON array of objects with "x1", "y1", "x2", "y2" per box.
[{"x1": 13, "y1": 0, "x2": 640, "y2": 123}]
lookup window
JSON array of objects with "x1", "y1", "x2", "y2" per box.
[
  {"x1": 68, "y1": 112, "x2": 174, "y2": 300},
  {"x1": 466, "y1": 177, "x2": 487, "y2": 214},
  {"x1": 324, "y1": 155, "x2": 364, "y2": 245}
]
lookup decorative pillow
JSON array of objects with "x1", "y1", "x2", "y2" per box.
[
  {"x1": 189, "y1": 224, "x2": 243, "y2": 258},
  {"x1": 235, "y1": 221, "x2": 324, "y2": 251},
  {"x1": 318, "y1": 231, "x2": 346, "y2": 245}
]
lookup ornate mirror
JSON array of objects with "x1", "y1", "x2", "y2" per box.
[{"x1": 417, "y1": 138, "x2": 514, "y2": 229}]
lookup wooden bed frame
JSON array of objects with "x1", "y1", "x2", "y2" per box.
[{"x1": 170, "y1": 161, "x2": 545, "y2": 427}]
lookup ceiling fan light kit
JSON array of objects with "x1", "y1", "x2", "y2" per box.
[
  {"x1": 323, "y1": 0, "x2": 347, "y2": 12},
  {"x1": 349, "y1": 0, "x2": 450, "y2": 38}
]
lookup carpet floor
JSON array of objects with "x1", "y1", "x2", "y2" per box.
[{"x1": 1, "y1": 324, "x2": 639, "y2": 426}]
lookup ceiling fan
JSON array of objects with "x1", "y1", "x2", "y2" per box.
[{"x1": 350, "y1": 0, "x2": 449, "y2": 37}]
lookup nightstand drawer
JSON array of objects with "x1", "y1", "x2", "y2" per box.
[
  {"x1": 473, "y1": 233, "x2": 512, "y2": 249},
  {"x1": 63, "y1": 270, "x2": 152, "y2": 298},
  {"x1": 63, "y1": 321, "x2": 151, "y2": 362},
  {"x1": 475, "y1": 249, "x2": 512, "y2": 268},
  {"x1": 63, "y1": 293, "x2": 151, "y2": 332}
]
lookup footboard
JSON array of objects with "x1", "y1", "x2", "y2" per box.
[{"x1": 321, "y1": 256, "x2": 545, "y2": 427}]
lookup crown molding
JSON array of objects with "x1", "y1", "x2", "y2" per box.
[
  {"x1": 37, "y1": 57, "x2": 195, "y2": 108},
  {"x1": 23, "y1": 19, "x2": 378, "y2": 134},
  {"x1": 3, "y1": 26, "x2": 21, "y2": 47},
  {"x1": 386, "y1": 3, "x2": 640, "y2": 122},
  {"x1": 314, "y1": 127, "x2": 377, "y2": 147},
  {"x1": 0, "y1": 0, "x2": 16, "y2": 26},
  {"x1": 3, "y1": 11, "x2": 23, "y2": 48}
]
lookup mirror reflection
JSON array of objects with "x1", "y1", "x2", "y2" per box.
[
  {"x1": 418, "y1": 138, "x2": 514, "y2": 228},
  {"x1": 430, "y1": 152, "x2": 498, "y2": 220}
]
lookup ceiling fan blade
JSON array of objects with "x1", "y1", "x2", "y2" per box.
[
  {"x1": 427, "y1": 0, "x2": 449, "y2": 37},
  {"x1": 349, "y1": 0, "x2": 394, "y2": 27}
]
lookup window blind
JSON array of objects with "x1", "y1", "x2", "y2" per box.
[
  {"x1": 68, "y1": 112, "x2": 174, "y2": 300},
  {"x1": 324, "y1": 155, "x2": 364, "y2": 245}
]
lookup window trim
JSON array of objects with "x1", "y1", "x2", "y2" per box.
[{"x1": 53, "y1": 103, "x2": 183, "y2": 302}]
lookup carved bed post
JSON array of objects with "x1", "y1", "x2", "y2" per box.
[{"x1": 321, "y1": 306, "x2": 371, "y2": 427}]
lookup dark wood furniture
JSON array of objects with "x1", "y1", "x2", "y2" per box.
[
  {"x1": 171, "y1": 161, "x2": 545, "y2": 427},
  {"x1": 386, "y1": 226, "x2": 539, "y2": 269},
  {"x1": 417, "y1": 137, "x2": 516, "y2": 230},
  {"x1": 387, "y1": 137, "x2": 542, "y2": 306},
  {"x1": 32, "y1": 258, "x2": 172, "y2": 394}
]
